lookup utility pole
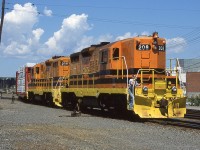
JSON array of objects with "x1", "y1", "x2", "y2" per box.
[{"x1": 0, "y1": 0, "x2": 5, "y2": 43}]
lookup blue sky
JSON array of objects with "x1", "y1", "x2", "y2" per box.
[{"x1": 0, "y1": 0, "x2": 200, "y2": 77}]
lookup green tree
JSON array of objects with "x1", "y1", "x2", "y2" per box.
[{"x1": 188, "y1": 95, "x2": 200, "y2": 106}]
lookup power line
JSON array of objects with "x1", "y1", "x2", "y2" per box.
[
  {"x1": 88, "y1": 17, "x2": 198, "y2": 29},
  {"x1": 167, "y1": 27, "x2": 200, "y2": 49},
  {"x1": 4, "y1": 7, "x2": 199, "y2": 30},
  {"x1": 4, "y1": 1, "x2": 200, "y2": 55},
  {"x1": 4, "y1": 7, "x2": 40, "y2": 15},
  {"x1": 5, "y1": 4, "x2": 200, "y2": 50},
  {"x1": 184, "y1": 61, "x2": 200, "y2": 69},
  {"x1": 5, "y1": 2, "x2": 200, "y2": 13},
  {"x1": 5, "y1": 2, "x2": 200, "y2": 31}
]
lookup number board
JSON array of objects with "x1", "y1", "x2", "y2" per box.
[
  {"x1": 136, "y1": 44, "x2": 151, "y2": 50},
  {"x1": 136, "y1": 44, "x2": 165, "y2": 51},
  {"x1": 158, "y1": 45, "x2": 165, "y2": 51},
  {"x1": 61, "y1": 62, "x2": 69, "y2": 66}
]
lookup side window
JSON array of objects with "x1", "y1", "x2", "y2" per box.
[
  {"x1": 100, "y1": 50, "x2": 108, "y2": 64},
  {"x1": 36, "y1": 67, "x2": 39, "y2": 74},
  {"x1": 71, "y1": 56, "x2": 79, "y2": 63},
  {"x1": 112, "y1": 48, "x2": 119, "y2": 60}
]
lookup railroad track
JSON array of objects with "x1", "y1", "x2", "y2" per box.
[
  {"x1": 148, "y1": 109, "x2": 200, "y2": 130},
  {"x1": 184, "y1": 109, "x2": 200, "y2": 120},
  {"x1": 168, "y1": 118, "x2": 200, "y2": 129},
  {"x1": 148, "y1": 118, "x2": 200, "y2": 130}
]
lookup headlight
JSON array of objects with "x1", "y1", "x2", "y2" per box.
[
  {"x1": 143, "y1": 86, "x2": 148, "y2": 94},
  {"x1": 152, "y1": 45, "x2": 157, "y2": 50},
  {"x1": 171, "y1": 86, "x2": 177, "y2": 93}
]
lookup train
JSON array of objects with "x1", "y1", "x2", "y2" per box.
[
  {"x1": 16, "y1": 32, "x2": 186, "y2": 118},
  {"x1": 16, "y1": 63, "x2": 35, "y2": 99}
]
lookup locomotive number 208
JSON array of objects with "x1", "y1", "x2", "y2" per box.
[{"x1": 137, "y1": 44, "x2": 151, "y2": 50}]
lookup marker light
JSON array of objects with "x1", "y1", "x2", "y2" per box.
[
  {"x1": 153, "y1": 32, "x2": 158, "y2": 39},
  {"x1": 171, "y1": 86, "x2": 177, "y2": 94}
]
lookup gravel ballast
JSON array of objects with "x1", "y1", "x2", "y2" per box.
[{"x1": 0, "y1": 97, "x2": 200, "y2": 150}]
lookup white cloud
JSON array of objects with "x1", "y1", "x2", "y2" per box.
[
  {"x1": 115, "y1": 32, "x2": 141, "y2": 41},
  {"x1": 32, "y1": 28, "x2": 44, "y2": 41},
  {"x1": 73, "y1": 36, "x2": 94, "y2": 52},
  {"x1": 5, "y1": 3, "x2": 38, "y2": 31},
  {"x1": 141, "y1": 31, "x2": 150, "y2": 36},
  {"x1": 166, "y1": 37, "x2": 187, "y2": 53},
  {"x1": 0, "y1": 3, "x2": 39, "y2": 57},
  {"x1": 43, "y1": 7, "x2": 52, "y2": 17},
  {"x1": 98, "y1": 34, "x2": 113, "y2": 43},
  {"x1": 4, "y1": 41, "x2": 30, "y2": 55},
  {"x1": 66, "y1": 34, "x2": 113, "y2": 53},
  {"x1": 27, "y1": 28, "x2": 44, "y2": 49},
  {"x1": 42, "y1": 14, "x2": 91, "y2": 55},
  {"x1": 115, "y1": 32, "x2": 133, "y2": 41},
  {"x1": 1, "y1": 2, "x2": 163, "y2": 62}
]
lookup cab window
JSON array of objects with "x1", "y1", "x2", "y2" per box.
[
  {"x1": 112, "y1": 48, "x2": 119, "y2": 60},
  {"x1": 36, "y1": 67, "x2": 39, "y2": 74}
]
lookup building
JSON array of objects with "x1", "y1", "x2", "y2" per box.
[
  {"x1": 186, "y1": 72, "x2": 200, "y2": 97},
  {"x1": 179, "y1": 59, "x2": 200, "y2": 72},
  {"x1": 0, "y1": 77, "x2": 16, "y2": 93},
  {"x1": 179, "y1": 59, "x2": 200, "y2": 98}
]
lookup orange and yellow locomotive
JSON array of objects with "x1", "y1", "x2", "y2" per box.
[{"x1": 17, "y1": 32, "x2": 186, "y2": 118}]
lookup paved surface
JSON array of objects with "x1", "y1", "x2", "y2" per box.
[{"x1": 0, "y1": 96, "x2": 200, "y2": 150}]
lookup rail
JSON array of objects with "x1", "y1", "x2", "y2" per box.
[
  {"x1": 184, "y1": 109, "x2": 200, "y2": 120},
  {"x1": 148, "y1": 108, "x2": 200, "y2": 130}
]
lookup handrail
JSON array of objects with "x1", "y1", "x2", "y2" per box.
[
  {"x1": 121, "y1": 56, "x2": 128, "y2": 90},
  {"x1": 113, "y1": 56, "x2": 128, "y2": 89},
  {"x1": 176, "y1": 58, "x2": 185, "y2": 88},
  {"x1": 55, "y1": 77, "x2": 64, "y2": 89},
  {"x1": 136, "y1": 69, "x2": 155, "y2": 89},
  {"x1": 51, "y1": 77, "x2": 53, "y2": 90},
  {"x1": 167, "y1": 58, "x2": 185, "y2": 89}
]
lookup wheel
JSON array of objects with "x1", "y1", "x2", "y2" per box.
[
  {"x1": 99, "y1": 100, "x2": 107, "y2": 111},
  {"x1": 71, "y1": 98, "x2": 82, "y2": 117}
]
